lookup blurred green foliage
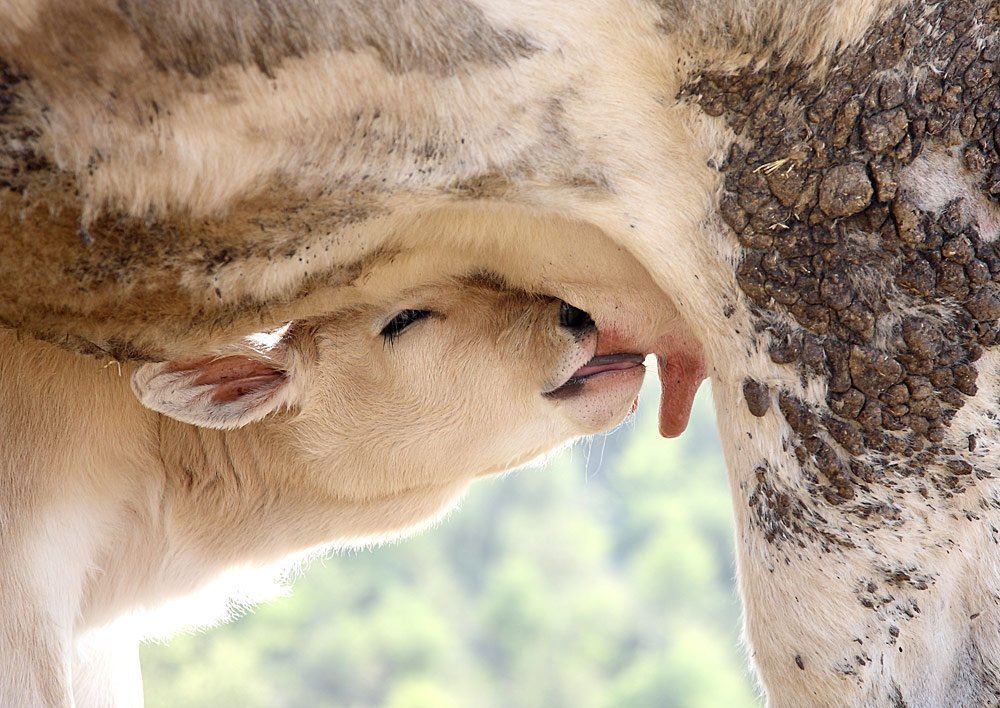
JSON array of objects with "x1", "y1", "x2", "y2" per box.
[{"x1": 142, "y1": 382, "x2": 761, "y2": 707}]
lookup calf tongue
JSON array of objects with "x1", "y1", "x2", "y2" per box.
[
  {"x1": 653, "y1": 335, "x2": 706, "y2": 439},
  {"x1": 571, "y1": 353, "x2": 645, "y2": 378}
]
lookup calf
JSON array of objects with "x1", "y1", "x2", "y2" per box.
[{"x1": 0, "y1": 277, "x2": 647, "y2": 708}]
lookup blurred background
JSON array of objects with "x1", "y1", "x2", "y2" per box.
[{"x1": 141, "y1": 375, "x2": 762, "y2": 707}]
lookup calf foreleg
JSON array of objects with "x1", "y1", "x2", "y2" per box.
[{"x1": 72, "y1": 632, "x2": 143, "y2": 708}]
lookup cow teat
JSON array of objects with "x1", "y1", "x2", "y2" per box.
[
  {"x1": 591, "y1": 318, "x2": 707, "y2": 439},
  {"x1": 652, "y1": 332, "x2": 706, "y2": 439}
]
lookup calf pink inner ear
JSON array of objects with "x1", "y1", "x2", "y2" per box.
[
  {"x1": 133, "y1": 355, "x2": 293, "y2": 430},
  {"x1": 655, "y1": 348, "x2": 707, "y2": 439},
  {"x1": 171, "y1": 356, "x2": 287, "y2": 404}
]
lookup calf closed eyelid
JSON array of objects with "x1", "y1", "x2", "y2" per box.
[{"x1": 380, "y1": 309, "x2": 433, "y2": 342}]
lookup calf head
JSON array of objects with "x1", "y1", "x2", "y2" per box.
[{"x1": 132, "y1": 277, "x2": 646, "y2": 504}]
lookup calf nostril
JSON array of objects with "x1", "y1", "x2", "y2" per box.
[{"x1": 558, "y1": 301, "x2": 595, "y2": 331}]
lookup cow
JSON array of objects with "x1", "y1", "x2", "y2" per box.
[
  {"x1": 4, "y1": 0, "x2": 1000, "y2": 705},
  {"x1": 0, "y1": 270, "x2": 672, "y2": 707}
]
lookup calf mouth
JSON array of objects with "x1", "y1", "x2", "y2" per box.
[{"x1": 543, "y1": 352, "x2": 646, "y2": 400}]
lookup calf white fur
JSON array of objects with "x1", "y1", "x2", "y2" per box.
[
  {"x1": 0, "y1": 277, "x2": 653, "y2": 707},
  {"x1": 5, "y1": 0, "x2": 1000, "y2": 706}
]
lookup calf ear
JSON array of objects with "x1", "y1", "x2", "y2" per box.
[{"x1": 131, "y1": 355, "x2": 298, "y2": 429}]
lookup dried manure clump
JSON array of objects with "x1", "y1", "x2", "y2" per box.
[{"x1": 693, "y1": 0, "x2": 1000, "y2": 505}]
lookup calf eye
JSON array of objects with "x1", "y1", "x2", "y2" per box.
[{"x1": 380, "y1": 309, "x2": 432, "y2": 342}]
